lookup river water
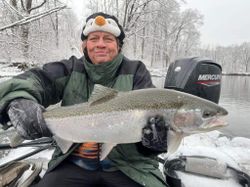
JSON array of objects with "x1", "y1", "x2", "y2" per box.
[{"x1": 152, "y1": 75, "x2": 250, "y2": 138}]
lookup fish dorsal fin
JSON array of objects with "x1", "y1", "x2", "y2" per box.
[{"x1": 89, "y1": 84, "x2": 118, "y2": 106}]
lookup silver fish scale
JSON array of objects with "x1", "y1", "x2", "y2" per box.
[
  {"x1": 47, "y1": 110, "x2": 146, "y2": 143},
  {"x1": 44, "y1": 88, "x2": 225, "y2": 119}
]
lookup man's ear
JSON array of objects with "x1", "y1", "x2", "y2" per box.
[
  {"x1": 81, "y1": 40, "x2": 87, "y2": 54},
  {"x1": 81, "y1": 40, "x2": 91, "y2": 62},
  {"x1": 117, "y1": 39, "x2": 122, "y2": 52}
]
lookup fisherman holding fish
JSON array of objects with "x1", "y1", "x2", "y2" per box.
[{"x1": 0, "y1": 12, "x2": 169, "y2": 186}]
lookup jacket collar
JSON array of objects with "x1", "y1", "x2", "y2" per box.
[{"x1": 83, "y1": 53, "x2": 123, "y2": 86}]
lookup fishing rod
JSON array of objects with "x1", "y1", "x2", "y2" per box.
[
  {"x1": 0, "y1": 144, "x2": 54, "y2": 168},
  {"x1": 0, "y1": 137, "x2": 53, "y2": 150}
]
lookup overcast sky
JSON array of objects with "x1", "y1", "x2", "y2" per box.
[
  {"x1": 184, "y1": 0, "x2": 250, "y2": 46},
  {"x1": 69, "y1": 0, "x2": 250, "y2": 47}
]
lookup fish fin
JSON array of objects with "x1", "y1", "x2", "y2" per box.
[
  {"x1": 167, "y1": 130, "x2": 185, "y2": 154},
  {"x1": 53, "y1": 136, "x2": 73, "y2": 154},
  {"x1": 100, "y1": 143, "x2": 117, "y2": 161},
  {"x1": 88, "y1": 84, "x2": 118, "y2": 106}
]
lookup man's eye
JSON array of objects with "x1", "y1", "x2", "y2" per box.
[
  {"x1": 105, "y1": 38, "x2": 115, "y2": 42},
  {"x1": 89, "y1": 37, "x2": 98, "y2": 41}
]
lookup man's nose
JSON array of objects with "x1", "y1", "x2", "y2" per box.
[{"x1": 96, "y1": 38, "x2": 106, "y2": 47}]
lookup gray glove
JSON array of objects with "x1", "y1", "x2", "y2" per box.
[
  {"x1": 7, "y1": 99, "x2": 52, "y2": 140},
  {"x1": 142, "y1": 115, "x2": 169, "y2": 152}
]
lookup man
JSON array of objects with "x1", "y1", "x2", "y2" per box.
[{"x1": 0, "y1": 12, "x2": 168, "y2": 186}]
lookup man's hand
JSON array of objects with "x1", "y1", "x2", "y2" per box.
[
  {"x1": 7, "y1": 99, "x2": 52, "y2": 140},
  {"x1": 142, "y1": 115, "x2": 169, "y2": 152}
]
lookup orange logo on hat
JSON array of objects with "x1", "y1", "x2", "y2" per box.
[{"x1": 95, "y1": 16, "x2": 106, "y2": 26}]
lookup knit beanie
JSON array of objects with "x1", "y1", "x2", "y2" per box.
[{"x1": 81, "y1": 12, "x2": 125, "y2": 47}]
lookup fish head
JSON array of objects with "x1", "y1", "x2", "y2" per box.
[{"x1": 171, "y1": 102, "x2": 228, "y2": 135}]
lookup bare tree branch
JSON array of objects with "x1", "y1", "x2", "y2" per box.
[
  {"x1": 128, "y1": 0, "x2": 151, "y2": 30},
  {"x1": 25, "y1": 0, "x2": 32, "y2": 12},
  {"x1": 2, "y1": 0, "x2": 24, "y2": 18},
  {"x1": 122, "y1": 0, "x2": 130, "y2": 28},
  {"x1": 20, "y1": 0, "x2": 26, "y2": 11},
  {"x1": 0, "y1": 5, "x2": 67, "y2": 31},
  {"x1": 127, "y1": 0, "x2": 136, "y2": 23},
  {"x1": 28, "y1": 0, "x2": 47, "y2": 13}
]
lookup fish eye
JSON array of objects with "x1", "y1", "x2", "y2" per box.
[{"x1": 202, "y1": 111, "x2": 214, "y2": 118}]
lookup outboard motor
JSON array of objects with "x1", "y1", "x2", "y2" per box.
[{"x1": 164, "y1": 57, "x2": 222, "y2": 103}]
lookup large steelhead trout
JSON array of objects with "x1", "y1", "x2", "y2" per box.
[{"x1": 43, "y1": 85, "x2": 228, "y2": 160}]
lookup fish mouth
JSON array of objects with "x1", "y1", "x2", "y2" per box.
[{"x1": 197, "y1": 116, "x2": 228, "y2": 133}]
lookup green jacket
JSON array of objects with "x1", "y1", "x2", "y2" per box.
[{"x1": 0, "y1": 54, "x2": 167, "y2": 187}]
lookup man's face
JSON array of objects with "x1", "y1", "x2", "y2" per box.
[{"x1": 85, "y1": 31, "x2": 119, "y2": 64}]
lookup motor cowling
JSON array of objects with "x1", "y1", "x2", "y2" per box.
[{"x1": 164, "y1": 57, "x2": 222, "y2": 103}]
